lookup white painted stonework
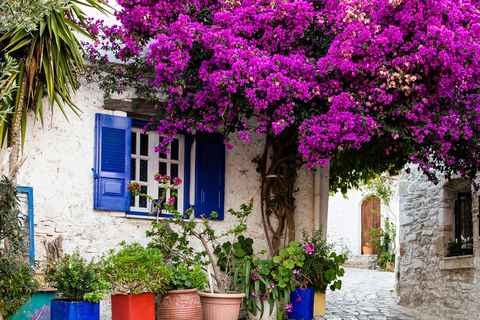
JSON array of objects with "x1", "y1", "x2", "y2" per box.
[
  {"x1": 13, "y1": 80, "x2": 317, "y2": 319},
  {"x1": 397, "y1": 166, "x2": 480, "y2": 319},
  {"x1": 327, "y1": 178, "x2": 400, "y2": 258}
]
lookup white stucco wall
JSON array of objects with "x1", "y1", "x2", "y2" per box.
[
  {"x1": 327, "y1": 177, "x2": 400, "y2": 258},
  {"x1": 13, "y1": 80, "x2": 317, "y2": 319},
  {"x1": 327, "y1": 189, "x2": 363, "y2": 256}
]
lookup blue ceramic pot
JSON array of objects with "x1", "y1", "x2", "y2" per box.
[
  {"x1": 50, "y1": 300, "x2": 99, "y2": 320},
  {"x1": 288, "y1": 288, "x2": 314, "y2": 320}
]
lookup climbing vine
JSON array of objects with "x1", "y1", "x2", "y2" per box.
[
  {"x1": 362, "y1": 176, "x2": 394, "y2": 206},
  {"x1": 254, "y1": 128, "x2": 303, "y2": 256}
]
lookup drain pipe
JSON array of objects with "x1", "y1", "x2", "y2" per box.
[{"x1": 314, "y1": 163, "x2": 330, "y2": 239}]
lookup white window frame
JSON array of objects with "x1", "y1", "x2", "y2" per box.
[{"x1": 128, "y1": 127, "x2": 185, "y2": 218}]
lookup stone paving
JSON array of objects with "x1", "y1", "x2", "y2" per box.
[{"x1": 315, "y1": 268, "x2": 438, "y2": 320}]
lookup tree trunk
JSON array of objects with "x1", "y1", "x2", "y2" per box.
[
  {"x1": 258, "y1": 128, "x2": 300, "y2": 257},
  {"x1": 8, "y1": 68, "x2": 27, "y2": 182}
]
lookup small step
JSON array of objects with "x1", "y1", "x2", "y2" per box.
[{"x1": 343, "y1": 254, "x2": 377, "y2": 270}]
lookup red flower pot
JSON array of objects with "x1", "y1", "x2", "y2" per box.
[{"x1": 111, "y1": 293, "x2": 155, "y2": 320}]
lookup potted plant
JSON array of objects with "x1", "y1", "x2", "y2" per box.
[
  {"x1": 129, "y1": 174, "x2": 251, "y2": 320},
  {"x1": 101, "y1": 241, "x2": 171, "y2": 320},
  {"x1": 363, "y1": 242, "x2": 374, "y2": 254},
  {"x1": 156, "y1": 263, "x2": 207, "y2": 320},
  {"x1": 297, "y1": 228, "x2": 345, "y2": 318},
  {"x1": 46, "y1": 250, "x2": 110, "y2": 320},
  {"x1": 232, "y1": 241, "x2": 304, "y2": 320}
]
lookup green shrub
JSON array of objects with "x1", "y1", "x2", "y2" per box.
[
  {"x1": 102, "y1": 242, "x2": 171, "y2": 295},
  {"x1": 0, "y1": 256, "x2": 38, "y2": 319},
  {"x1": 167, "y1": 263, "x2": 207, "y2": 291},
  {"x1": 46, "y1": 250, "x2": 109, "y2": 302},
  {"x1": 0, "y1": 177, "x2": 38, "y2": 319}
]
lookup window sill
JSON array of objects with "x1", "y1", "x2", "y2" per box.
[{"x1": 440, "y1": 255, "x2": 474, "y2": 270}]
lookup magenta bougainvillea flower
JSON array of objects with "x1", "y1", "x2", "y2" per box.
[{"x1": 84, "y1": 0, "x2": 480, "y2": 190}]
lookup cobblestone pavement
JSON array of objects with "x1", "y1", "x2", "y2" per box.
[{"x1": 315, "y1": 268, "x2": 438, "y2": 320}]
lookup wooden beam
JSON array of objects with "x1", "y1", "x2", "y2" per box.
[{"x1": 103, "y1": 99, "x2": 162, "y2": 120}]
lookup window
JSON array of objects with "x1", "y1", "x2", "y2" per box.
[
  {"x1": 453, "y1": 192, "x2": 473, "y2": 254},
  {"x1": 442, "y1": 179, "x2": 473, "y2": 256},
  {"x1": 17, "y1": 186, "x2": 34, "y2": 264},
  {"x1": 129, "y1": 125, "x2": 185, "y2": 216},
  {"x1": 93, "y1": 113, "x2": 225, "y2": 219}
]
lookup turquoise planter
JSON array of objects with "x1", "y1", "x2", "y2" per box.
[
  {"x1": 11, "y1": 291, "x2": 56, "y2": 320},
  {"x1": 50, "y1": 300, "x2": 99, "y2": 320},
  {"x1": 288, "y1": 288, "x2": 314, "y2": 320}
]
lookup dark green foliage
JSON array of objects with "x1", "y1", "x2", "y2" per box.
[
  {"x1": 101, "y1": 241, "x2": 172, "y2": 295},
  {"x1": 166, "y1": 263, "x2": 207, "y2": 291},
  {"x1": 301, "y1": 229, "x2": 345, "y2": 293},
  {"x1": 213, "y1": 235, "x2": 253, "y2": 272},
  {"x1": 232, "y1": 241, "x2": 305, "y2": 320},
  {"x1": 0, "y1": 177, "x2": 38, "y2": 319},
  {"x1": 46, "y1": 250, "x2": 109, "y2": 303}
]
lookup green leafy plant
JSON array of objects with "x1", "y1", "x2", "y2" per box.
[
  {"x1": 0, "y1": 256, "x2": 38, "y2": 319},
  {"x1": 0, "y1": 177, "x2": 38, "y2": 319},
  {"x1": 167, "y1": 263, "x2": 207, "y2": 291},
  {"x1": 131, "y1": 174, "x2": 253, "y2": 294},
  {"x1": 362, "y1": 176, "x2": 394, "y2": 205},
  {"x1": 364, "y1": 217, "x2": 397, "y2": 269},
  {"x1": 301, "y1": 228, "x2": 345, "y2": 293},
  {"x1": 232, "y1": 241, "x2": 305, "y2": 320},
  {"x1": 213, "y1": 235, "x2": 254, "y2": 272},
  {"x1": 101, "y1": 242, "x2": 171, "y2": 295},
  {"x1": 46, "y1": 250, "x2": 109, "y2": 303}
]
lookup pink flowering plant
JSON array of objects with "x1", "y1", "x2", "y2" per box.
[
  {"x1": 232, "y1": 241, "x2": 305, "y2": 320},
  {"x1": 86, "y1": 0, "x2": 480, "y2": 258},
  {"x1": 299, "y1": 228, "x2": 345, "y2": 293},
  {"x1": 85, "y1": 0, "x2": 480, "y2": 191},
  {"x1": 128, "y1": 174, "x2": 253, "y2": 294}
]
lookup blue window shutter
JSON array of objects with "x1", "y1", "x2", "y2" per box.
[
  {"x1": 94, "y1": 113, "x2": 132, "y2": 211},
  {"x1": 194, "y1": 133, "x2": 225, "y2": 219}
]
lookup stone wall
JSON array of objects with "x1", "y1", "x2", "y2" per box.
[
  {"x1": 397, "y1": 167, "x2": 480, "y2": 319},
  {"x1": 14, "y1": 81, "x2": 317, "y2": 320}
]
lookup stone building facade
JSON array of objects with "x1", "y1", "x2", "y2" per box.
[
  {"x1": 11, "y1": 80, "x2": 321, "y2": 319},
  {"x1": 397, "y1": 167, "x2": 480, "y2": 319}
]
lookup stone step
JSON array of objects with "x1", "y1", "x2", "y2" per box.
[{"x1": 343, "y1": 254, "x2": 377, "y2": 270}]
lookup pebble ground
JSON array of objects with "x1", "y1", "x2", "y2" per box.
[{"x1": 315, "y1": 267, "x2": 439, "y2": 320}]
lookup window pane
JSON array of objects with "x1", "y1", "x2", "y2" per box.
[
  {"x1": 131, "y1": 132, "x2": 137, "y2": 155},
  {"x1": 171, "y1": 139, "x2": 179, "y2": 160},
  {"x1": 130, "y1": 158, "x2": 136, "y2": 181},
  {"x1": 140, "y1": 159, "x2": 148, "y2": 182},
  {"x1": 130, "y1": 192, "x2": 135, "y2": 207},
  {"x1": 139, "y1": 186, "x2": 148, "y2": 208},
  {"x1": 171, "y1": 163, "x2": 178, "y2": 181},
  {"x1": 158, "y1": 188, "x2": 166, "y2": 203},
  {"x1": 140, "y1": 133, "x2": 149, "y2": 156},
  {"x1": 159, "y1": 150, "x2": 167, "y2": 159},
  {"x1": 171, "y1": 189, "x2": 178, "y2": 211},
  {"x1": 159, "y1": 162, "x2": 167, "y2": 176}
]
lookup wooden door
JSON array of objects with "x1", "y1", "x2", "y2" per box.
[{"x1": 361, "y1": 197, "x2": 381, "y2": 254}]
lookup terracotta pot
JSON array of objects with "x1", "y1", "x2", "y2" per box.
[
  {"x1": 111, "y1": 293, "x2": 155, "y2": 320},
  {"x1": 385, "y1": 262, "x2": 395, "y2": 272},
  {"x1": 197, "y1": 291, "x2": 245, "y2": 320},
  {"x1": 362, "y1": 246, "x2": 373, "y2": 254},
  {"x1": 156, "y1": 289, "x2": 202, "y2": 320}
]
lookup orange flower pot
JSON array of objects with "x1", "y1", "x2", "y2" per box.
[
  {"x1": 363, "y1": 246, "x2": 373, "y2": 254},
  {"x1": 197, "y1": 291, "x2": 245, "y2": 320},
  {"x1": 157, "y1": 289, "x2": 202, "y2": 320},
  {"x1": 111, "y1": 293, "x2": 155, "y2": 320}
]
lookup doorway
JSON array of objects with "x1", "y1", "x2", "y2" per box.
[{"x1": 361, "y1": 196, "x2": 381, "y2": 254}]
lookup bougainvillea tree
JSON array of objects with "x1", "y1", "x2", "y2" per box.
[{"x1": 86, "y1": 0, "x2": 480, "y2": 256}]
